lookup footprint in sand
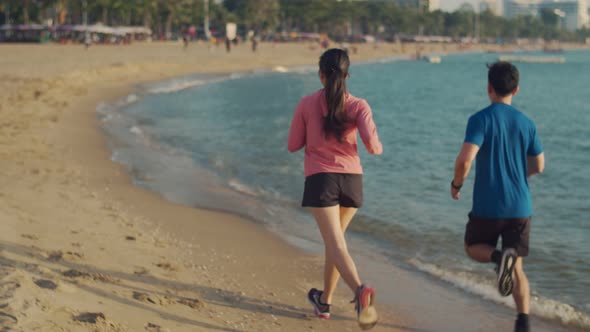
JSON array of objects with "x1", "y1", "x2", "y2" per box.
[
  {"x1": 73, "y1": 312, "x2": 105, "y2": 324},
  {"x1": 63, "y1": 269, "x2": 91, "y2": 278},
  {"x1": 34, "y1": 279, "x2": 57, "y2": 290},
  {"x1": 42, "y1": 249, "x2": 84, "y2": 262},
  {"x1": 0, "y1": 309, "x2": 18, "y2": 326},
  {"x1": 0, "y1": 271, "x2": 19, "y2": 329},
  {"x1": 133, "y1": 267, "x2": 150, "y2": 276},
  {"x1": 155, "y1": 262, "x2": 179, "y2": 272},
  {"x1": 44, "y1": 250, "x2": 82, "y2": 262},
  {"x1": 72, "y1": 311, "x2": 128, "y2": 330},
  {"x1": 20, "y1": 234, "x2": 39, "y2": 240},
  {"x1": 132, "y1": 292, "x2": 175, "y2": 306},
  {"x1": 177, "y1": 297, "x2": 205, "y2": 310},
  {"x1": 46, "y1": 251, "x2": 63, "y2": 262},
  {"x1": 132, "y1": 291, "x2": 156, "y2": 304},
  {"x1": 145, "y1": 322, "x2": 166, "y2": 332},
  {"x1": 62, "y1": 269, "x2": 119, "y2": 283},
  {"x1": 133, "y1": 291, "x2": 204, "y2": 310},
  {"x1": 65, "y1": 251, "x2": 84, "y2": 260}
]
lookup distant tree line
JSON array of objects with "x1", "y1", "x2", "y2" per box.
[{"x1": 0, "y1": 0, "x2": 588, "y2": 41}]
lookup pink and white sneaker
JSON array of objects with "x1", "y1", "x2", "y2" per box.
[{"x1": 354, "y1": 284, "x2": 378, "y2": 330}]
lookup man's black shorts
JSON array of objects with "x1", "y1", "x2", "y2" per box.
[
  {"x1": 302, "y1": 173, "x2": 363, "y2": 208},
  {"x1": 464, "y1": 213, "x2": 531, "y2": 257}
]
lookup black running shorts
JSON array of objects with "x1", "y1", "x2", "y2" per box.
[
  {"x1": 301, "y1": 173, "x2": 363, "y2": 208},
  {"x1": 464, "y1": 213, "x2": 531, "y2": 257}
]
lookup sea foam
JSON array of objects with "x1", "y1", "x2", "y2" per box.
[{"x1": 409, "y1": 258, "x2": 590, "y2": 330}]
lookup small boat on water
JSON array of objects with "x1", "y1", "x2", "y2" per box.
[
  {"x1": 272, "y1": 66, "x2": 289, "y2": 73},
  {"x1": 424, "y1": 55, "x2": 441, "y2": 64},
  {"x1": 498, "y1": 56, "x2": 566, "y2": 64}
]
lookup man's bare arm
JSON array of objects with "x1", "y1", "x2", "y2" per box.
[
  {"x1": 451, "y1": 143, "x2": 480, "y2": 200},
  {"x1": 527, "y1": 152, "x2": 545, "y2": 177}
]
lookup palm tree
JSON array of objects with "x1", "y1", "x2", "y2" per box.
[
  {"x1": 23, "y1": 0, "x2": 31, "y2": 24},
  {"x1": 158, "y1": 0, "x2": 191, "y2": 39},
  {"x1": 140, "y1": 0, "x2": 157, "y2": 27},
  {"x1": 97, "y1": 0, "x2": 111, "y2": 24},
  {"x1": 110, "y1": 0, "x2": 135, "y2": 25},
  {"x1": 55, "y1": 0, "x2": 69, "y2": 25}
]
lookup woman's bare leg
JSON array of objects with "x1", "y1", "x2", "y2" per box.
[
  {"x1": 311, "y1": 206, "x2": 362, "y2": 298},
  {"x1": 321, "y1": 206, "x2": 358, "y2": 304}
]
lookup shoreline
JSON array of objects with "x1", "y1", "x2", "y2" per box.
[
  {"x1": 97, "y1": 46, "x2": 589, "y2": 331},
  {"x1": 0, "y1": 42, "x2": 414, "y2": 332},
  {"x1": 1, "y1": 42, "x2": 587, "y2": 331},
  {"x1": 99, "y1": 45, "x2": 585, "y2": 331}
]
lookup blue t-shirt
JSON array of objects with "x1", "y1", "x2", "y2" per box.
[{"x1": 464, "y1": 103, "x2": 543, "y2": 219}]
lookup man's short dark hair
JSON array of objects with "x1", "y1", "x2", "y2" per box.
[{"x1": 487, "y1": 62, "x2": 519, "y2": 97}]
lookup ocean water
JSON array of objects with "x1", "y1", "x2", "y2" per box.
[{"x1": 100, "y1": 50, "x2": 590, "y2": 330}]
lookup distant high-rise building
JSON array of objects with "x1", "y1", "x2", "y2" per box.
[
  {"x1": 578, "y1": 0, "x2": 589, "y2": 28},
  {"x1": 480, "y1": 0, "x2": 501, "y2": 15},
  {"x1": 428, "y1": 0, "x2": 440, "y2": 11},
  {"x1": 541, "y1": 0, "x2": 589, "y2": 30},
  {"x1": 503, "y1": 0, "x2": 541, "y2": 18},
  {"x1": 392, "y1": 0, "x2": 439, "y2": 11},
  {"x1": 503, "y1": 0, "x2": 588, "y2": 30}
]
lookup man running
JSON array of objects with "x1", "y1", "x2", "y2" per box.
[{"x1": 451, "y1": 61, "x2": 545, "y2": 332}]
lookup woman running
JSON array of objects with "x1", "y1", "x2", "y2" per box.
[{"x1": 288, "y1": 48, "x2": 382, "y2": 330}]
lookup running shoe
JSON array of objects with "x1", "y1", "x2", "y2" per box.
[
  {"x1": 353, "y1": 284, "x2": 378, "y2": 330},
  {"x1": 498, "y1": 248, "x2": 518, "y2": 297},
  {"x1": 307, "y1": 288, "x2": 330, "y2": 319},
  {"x1": 514, "y1": 314, "x2": 530, "y2": 332}
]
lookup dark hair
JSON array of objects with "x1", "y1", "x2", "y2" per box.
[
  {"x1": 487, "y1": 61, "x2": 519, "y2": 97},
  {"x1": 319, "y1": 48, "x2": 351, "y2": 141}
]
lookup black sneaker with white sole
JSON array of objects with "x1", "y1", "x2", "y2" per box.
[
  {"x1": 514, "y1": 314, "x2": 530, "y2": 332},
  {"x1": 307, "y1": 288, "x2": 330, "y2": 319},
  {"x1": 497, "y1": 248, "x2": 518, "y2": 297}
]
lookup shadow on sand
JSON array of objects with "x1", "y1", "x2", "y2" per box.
[{"x1": 0, "y1": 240, "x2": 433, "y2": 332}]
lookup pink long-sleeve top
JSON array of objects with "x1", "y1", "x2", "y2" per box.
[{"x1": 288, "y1": 89, "x2": 383, "y2": 177}]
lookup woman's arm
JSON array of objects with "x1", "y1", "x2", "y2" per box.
[
  {"x1": 357, "y1": 100, "x2": 383, "y2": 155},
  {"x1": 288, "y1": 102, "x2": 306, "y2": 152}
]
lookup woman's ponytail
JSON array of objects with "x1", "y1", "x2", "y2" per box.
[{"x1": 319, "y1": 49, "x2": 351, "y2": 141}]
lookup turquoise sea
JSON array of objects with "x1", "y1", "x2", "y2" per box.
[{"x1": 100, "y1": 50, "x2": 590, "y2": 330}]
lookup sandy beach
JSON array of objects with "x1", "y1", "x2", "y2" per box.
[
  {"x1": 0, "y1": 41, "x2": 586, "y2": 332},
  {"x1": 0, "y1": 41, "x2": 432, "y2": 332}
]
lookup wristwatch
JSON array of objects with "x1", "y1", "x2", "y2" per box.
[{"x1": 451, "y1": 180, "x2": 462, "y2": 190}]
